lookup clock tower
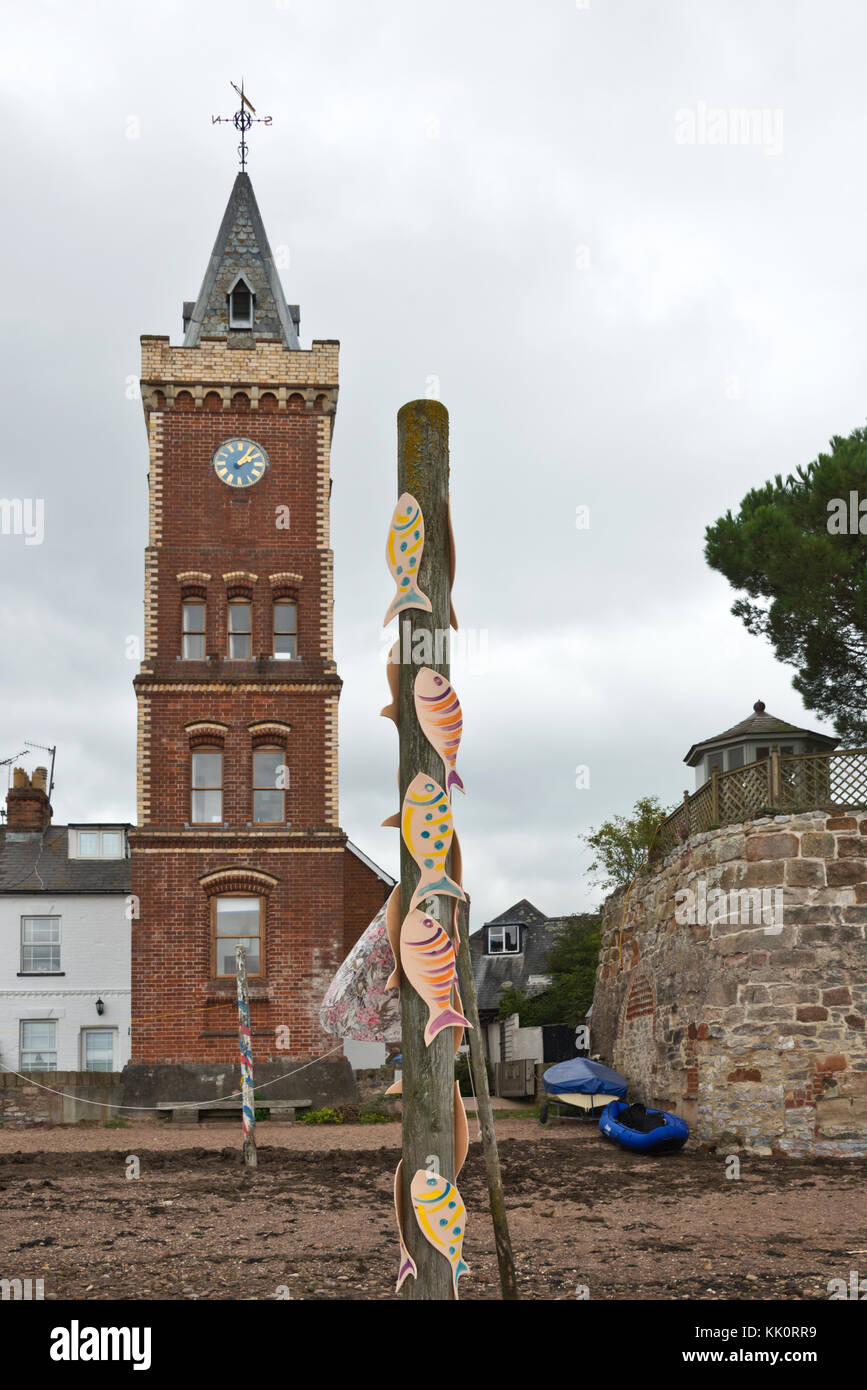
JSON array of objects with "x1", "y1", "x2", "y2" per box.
[{"x1": 127, "y1": 172, "x2": 389, "y2": 1107}]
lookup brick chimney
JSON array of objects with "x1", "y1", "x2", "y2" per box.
[{"x1": 5, "y1": 767, "x2": 52, "y2": 832}]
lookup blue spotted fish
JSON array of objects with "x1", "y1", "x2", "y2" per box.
[
  {"x1": 384, "y1": 492, "x2": 432, "y2": 626},
  {"x1": 401, "y1": 773, "x2": 466, "y2": 910},
  {"x1": 410, "y1": 1169, "x2": 469, "y2": 1298}
]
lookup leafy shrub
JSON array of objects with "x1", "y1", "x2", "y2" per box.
[{"x1": 303, "y1": 1106, "x2": 344, "y2": 1125}]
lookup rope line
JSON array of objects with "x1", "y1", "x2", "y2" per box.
[{"x1": 0, "y1": 1045, "x2": 345, "y2": 1113}]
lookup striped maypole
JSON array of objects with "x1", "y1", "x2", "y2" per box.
[{"x1": 236, "y1": 944, "x2": 257, "y2": 1168}]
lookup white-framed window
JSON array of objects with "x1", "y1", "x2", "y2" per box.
[
  {"x1": 20, "y1": 1020, "x2": 57, "y2": 1071},
  {"x1": 69, "y1": 828, "x2": 126, "y2": 859},
  {"x1": 228, "y1": 275, "x2": 254, "y2": 328},
  {"x1": 273, "y1": 599, "x2": 297, "y2": 659},
  {"x1": 182, "y1": 598, "x2": 206, "y2": 659},
  {"x1": 81, "y1": 1029, "x2": 116, "y2": 1073},
  {"x1": 20, "y1": 916, "x2": 61, "y2": 972},
  {"x1": 487, "y1": 925, "x2": 520, "y2": 955}
]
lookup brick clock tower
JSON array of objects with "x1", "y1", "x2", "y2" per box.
[{"x1": 128, "y1": 172, "x2": 391, "y2": 1106}]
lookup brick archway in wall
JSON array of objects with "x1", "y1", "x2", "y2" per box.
[{"x1": 614, "y1": 968, "x2": 658, "y2": 1102}]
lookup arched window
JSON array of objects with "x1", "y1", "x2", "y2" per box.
[
  {"x1": 228, "y1": 599, "x2": 252, "y2": 659},
  {"x1": 182, "y1": 599, "x2": 205, "y2": 659},
  {"x1": 273, "y1": 599, "x2": 297, "y2": 659},
  {"x1": 191, "y1": 747, "x2": 222, "y2": 824},
  {"x1": 213, "y1": 895, "x2": 262, "y2": 977},
  {"x1": 253, "y1": 747, "x2": 286, "y2": 824},
  {"x1": 228, "y1": 275, "x2": 254, "y2": 329}
]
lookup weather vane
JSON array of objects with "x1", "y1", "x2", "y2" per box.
[{"x1": 212, "y1": 79, "x2": 272, "y2": 172}]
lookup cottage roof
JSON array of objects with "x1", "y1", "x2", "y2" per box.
[{"x1": 0, "y1": 827, "x2": 132, "y2": 894}]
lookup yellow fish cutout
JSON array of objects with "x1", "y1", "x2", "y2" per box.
[
  {"x1": 384, "y1": 493, "x2": 432, "y2": 626},
  {"x1": 410, "y1": 1169, "x2": 469, "y2": 1298},
  {"x1": 401, "y1": 773, "x2": 466, "y2": 910}
]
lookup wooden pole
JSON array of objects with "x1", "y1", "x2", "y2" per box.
[
  {"x1": 235, "y1": 944, "x2": 257, "y2": 1169},
  {"x1": 397, "y1": 399, "x2": 454, "y2": 1300},
  {"x1": 453, "y1": 897, "x2": 519, "y2": 1300}
]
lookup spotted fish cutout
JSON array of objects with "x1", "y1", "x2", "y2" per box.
[
  {"x1": 402, "y1": 773, "x2": 465, "y2": 910},
  {"x1": 393, "y1": 1160, "x2": 417, "y2": 1292},
  {"x1": 384, "y1": 493, "x2": 432, "y2": 626},
  {"x1": 410, "y1": 1169, "x2": 469, "y2": 1298},
  {"x1": 400, "y1": 908, "x2": 470, "y2": 1045},
  {"x1": 414, "y1": 667, "x2": 465, "y2": 796}
]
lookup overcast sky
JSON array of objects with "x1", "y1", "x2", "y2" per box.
[{"x1": 0, "y1": 0, "x2": 861, "y2": 931}]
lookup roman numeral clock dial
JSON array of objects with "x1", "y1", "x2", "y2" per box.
[{"x1": 212, "y1": 437, "x2": 269, "y2": 487}]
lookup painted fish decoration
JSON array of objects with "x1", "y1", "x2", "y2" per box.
[
  {"x1": 400, "y1": 907, "x2": 470, "y2": 1045},
  {"x1": 380, "y1": 639, "x2": 400, "y2": 726},
  {"x1": 410, "y1": 1169, "x2": 469, "y2": 1298},
  {"x1": 384, "y1": 493, "x2": 432, "y2": 626},
  {"x1": 454, "y1": 1081, "x2": 469, "y2": 1179},
  {"x1": 402, "y1": 773, "x2": 466, "y2": 909},
  {"x1": 414, "y1": 667, "x2": 465, "y2": 796},
  {"x1": 393, "y1": 1161, "x2": 417, "y2": 1292},
  {"x1": 384, "y1": 884, "x2": 402, "y2": 993}
]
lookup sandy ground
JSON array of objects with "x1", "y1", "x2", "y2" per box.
[{"x1": 0, "y1": 1119, "x2": 863, "y2": 1301}]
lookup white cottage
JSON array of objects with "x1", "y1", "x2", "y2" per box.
[{"x1": 0, "y1": 769, "x2": 131, "y2": 1075}]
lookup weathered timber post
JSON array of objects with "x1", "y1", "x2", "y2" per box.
[
  {"x1": 235, "y1": 944, "x2": 257, "y2": 1169},
  {"x1": 398, "y1": 399, "x2": 455, "y2": 1300},
  {"x1": 770, "y1": 745, "x2": 781, "y2": 808},
  {"x1": 453, "y1": 897, "x2": 519, "y2": 1300}
]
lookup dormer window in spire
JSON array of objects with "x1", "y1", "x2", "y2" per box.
[{"x1": 228, "y1": 273, "x2": 254, "y2": 329}]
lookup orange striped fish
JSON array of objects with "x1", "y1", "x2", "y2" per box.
[
  {"x1": 400, "y1": 908, "x2": 470, "y2": 1045},
  {"x1": 414, "y1": 667, "x2": 465, "y2": 796}
]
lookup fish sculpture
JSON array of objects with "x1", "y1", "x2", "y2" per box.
[
  {"x1": 384, "y1": 493, "x2": 432, "y2": 626},
  {"x1": 410, "y1": 1169, "x2": 469, "y2": 1298},
  {"x1": 400, "y1": 907, "x2": 470, "y2": 1045},
  {"x1": 393, "y1": 1161, "x2": 417, "y2": 1292},
  {"x1": 384, "y1": 884, "x2": 402, "y2": 993},
  {"x1": 447, "y1": 496, "x2": 458, "y2": 631},
  {"x1": 380, "y1": 639, "x2": 400, "y2": 726},
  {"x1": 454, "y1": 1081, "x2": 469, "y2": 1178},
  {"x1": 414, "y1": 667, "x2": 465, "y2": 796},
  {"x1": 402, "y1": 773, "x2": 466, "y2": 909}
]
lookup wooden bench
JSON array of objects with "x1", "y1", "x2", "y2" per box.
[{"x1": 156, "y1": 1099, "x2": 310, "y2": 1124}]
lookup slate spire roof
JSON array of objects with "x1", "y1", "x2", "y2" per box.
[
  {"x1": 182, "y1": 172, "x2": 300, "y2": 349},
  {"x1": 683, "y1": 700, "x2": 838, "y2": 766}
]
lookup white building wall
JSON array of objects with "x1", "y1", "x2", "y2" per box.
[{"x1": 0, "y1": 893, "x2": 131, "y2": 1074}]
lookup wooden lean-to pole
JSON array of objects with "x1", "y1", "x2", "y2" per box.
[
  {"x1": 398, "y1": 399, "x2": 455, "y2": 1300},
  {"x1": 454, "y1": 898, "x2": 519, "y2": 1299},
  {"x1": 236, "y1": 944, "x2": 257, "y2": 1169}
]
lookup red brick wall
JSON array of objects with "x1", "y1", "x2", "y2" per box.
[
  {"x1": 130, "y1": 836, "x2": 345, "y2": 1063},
  {"x1": 342, "y1": 849, "x2": 392, "y2": 957},
  {"x1": 132, "y1": 391, "x2": 345, "y2": 1066}
]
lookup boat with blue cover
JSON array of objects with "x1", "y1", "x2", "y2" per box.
[
  {"x1": 599, "y1": 1100, "x2": 689, "y2": 1153},
  {"x1": 539, "y1": 1058, "x2": 627, "y2": 1124}
]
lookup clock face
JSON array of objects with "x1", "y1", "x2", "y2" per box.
[{"x1": 212, "y1": 437, "x2": 269, "y2": 488}]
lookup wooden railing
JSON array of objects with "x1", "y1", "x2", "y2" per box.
[{"x1": 653, "y1": 747, "x2": 867, "y2": 860}]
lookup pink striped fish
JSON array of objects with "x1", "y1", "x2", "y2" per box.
[
  {"x1": 393, "y1": 1160, "x2": 417, "y2": 1292},
  {"x1": 400, "y1": 908, "x2": 470, "y2": 1046},
  {"x1": 414, "y1": 667, "x2": 465, "y2": 796}
]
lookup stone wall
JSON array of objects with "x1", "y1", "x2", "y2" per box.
[
  {"x1": 0, "y1": 1072, "x2": 124, "y2": 1127},
  {"x1": 591, "y1": 810, "x2": 867, "y2": 1155}
]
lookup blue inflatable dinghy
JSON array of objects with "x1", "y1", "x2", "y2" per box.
[{"x1": 599, "y1": 1100, "x2": 689, "y2": 1154}]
